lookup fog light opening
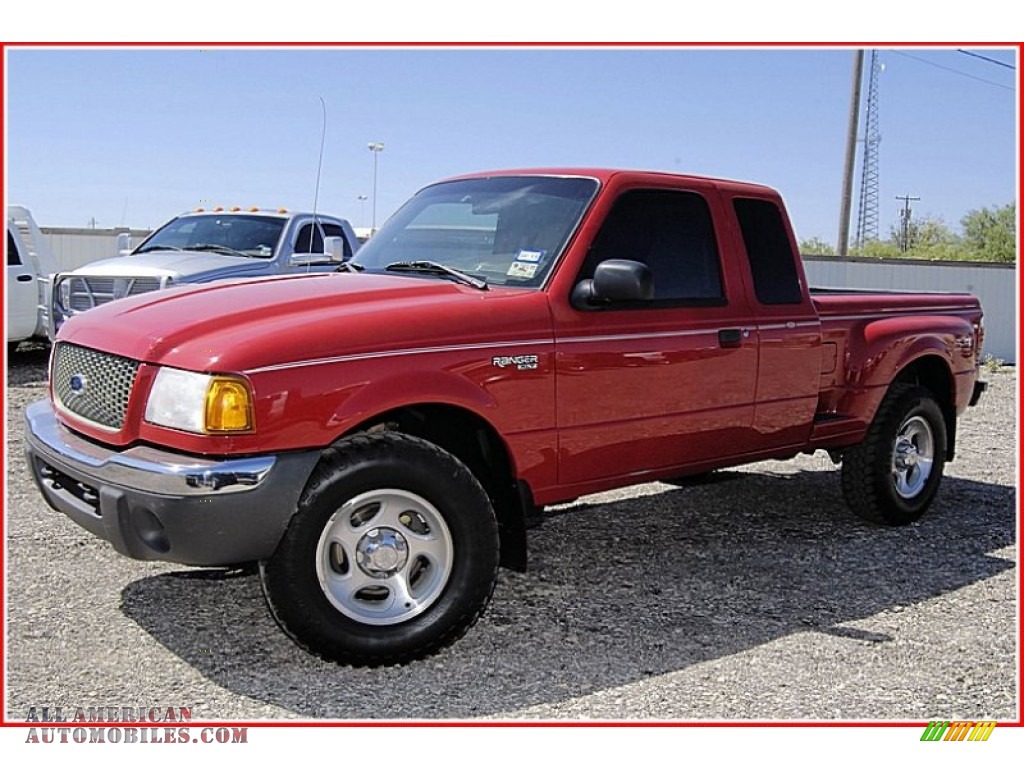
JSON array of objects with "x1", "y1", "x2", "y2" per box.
[{"x1": 131, "y1": 508, "x2": 170, "y2": 554}]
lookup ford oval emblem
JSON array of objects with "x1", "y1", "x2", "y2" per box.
[{"x1": 69, "y1": 374, "x2": 88, "y2": 396}]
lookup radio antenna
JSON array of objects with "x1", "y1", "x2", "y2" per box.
[{"x1": 307, "y1": 96, "x2": 328, "y2": 266}]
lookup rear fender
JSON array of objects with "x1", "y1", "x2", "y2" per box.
[
  {"x1": 844, "y1": 315, "x2": 968, "y2": 394},
  {"x1": 839, "y1": 316, "x2": 966, "y2": 453}
]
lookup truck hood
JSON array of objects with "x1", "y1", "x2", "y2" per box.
[
  {"x1": 56, "y1": 272, "x2": 551, "y2": 373},
  {"x1": 64, "y1": 250, "x2": 269, "y2": 282}
]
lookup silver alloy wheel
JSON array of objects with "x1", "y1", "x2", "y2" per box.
[
  {"x1": 890, "y1": 414, "x2": 935, "y2": 499},
  {"x1": 315, "y1": 488, "x2": 454, "y2": 626}
]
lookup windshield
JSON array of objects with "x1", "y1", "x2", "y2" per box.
[
  {"x1": 351, "y1": 176, "x2": 598, "y2": 287},
  {"x1": 135, "y1": 214, "x2": 286, "y2": 258}
]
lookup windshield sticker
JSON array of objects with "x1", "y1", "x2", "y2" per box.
[
  {"x1": 507, "y1": 261, "x2": 539, "y2": 279},
  {"x1": 515, "y1": 249, "x2": 545, "y2": 263}
]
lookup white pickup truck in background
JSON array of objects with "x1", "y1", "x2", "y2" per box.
[
  {"x1": 50, "y1": 207, "x2": 360, "y2": 337},
  {"x1": 6, "y1": 205, "x2": 57, "y2": 353}
]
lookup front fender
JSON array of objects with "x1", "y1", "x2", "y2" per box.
[{"x1": 324, "y1": 369, "x2": 502, "y2": 440}]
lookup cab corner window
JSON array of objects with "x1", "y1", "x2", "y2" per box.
[
  {"x1": 579, "y1": 189, "x2": 724, "y2": 305},
  {"x1": 733, "y1": 198, "x2": 803, "y2": 305}
]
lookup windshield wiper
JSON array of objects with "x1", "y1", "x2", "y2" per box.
[
  {"x1": 384, "y1": 261, "x2": 488, "y2": 291},
  {"x1": 190, "y1": 243, "x2": 250, "y2": 258},
  {"x1": 335, "y1": 261, "x2": 364, "y2": 273},
  {"x1": 135, "y1": 244, "x2": 182, "y2": 254}
]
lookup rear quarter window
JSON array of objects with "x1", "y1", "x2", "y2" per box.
[{"x1": 733, "y1": 198, "x2": 803, "y2": 305}]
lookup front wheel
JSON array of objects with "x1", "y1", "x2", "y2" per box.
[
  {"x1": 260, "y1": 432, "x2": 500, "y2": 666},
  {"x1": 841, "y1": 384, "x2": 947, "y2": 525}
]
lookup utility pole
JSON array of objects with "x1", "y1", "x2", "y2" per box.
[
  {"x1": 838, "y1": 50, "x2": 865, "y2": 258},
  {"x1": 896, "y1": 194, "x2": 921, "y2": 252}
]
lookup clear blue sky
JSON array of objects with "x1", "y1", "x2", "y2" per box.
[{"x1": 5, "y1": 47, "x2": 1017, "y2": 245}]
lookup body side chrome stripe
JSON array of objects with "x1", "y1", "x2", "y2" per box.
[
  {"x1": 248, "y1": 338, "x2": 557, "y2": 373},
  {"x1": 248, "y1": 329, "x2": 731, "y2": 373},
  {"x1": 247, "y1": 308, "x2": 973, "y2": 374}
]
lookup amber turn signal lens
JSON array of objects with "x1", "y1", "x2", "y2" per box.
[{"x1": 205, "y1": 377, "x2": 254, "y2": 433}]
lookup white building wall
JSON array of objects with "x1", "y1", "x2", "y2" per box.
[
  {"x1": 40, "y1": 227, "x2": 151, "y2": 273},
  {"x1": 28, "y1": 229, "x2": 1021, "y2": 364},
  {"x1": 804, "y1": 255, "x2": 1016, "y2": 364}
]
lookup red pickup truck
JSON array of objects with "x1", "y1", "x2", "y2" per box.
[{"x1": 25, "y1": 168, "x2": 986, "y2": 666}]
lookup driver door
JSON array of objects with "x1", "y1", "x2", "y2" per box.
[{"x1": 553, "y1": 185, "x2": 759, "y2": 485}]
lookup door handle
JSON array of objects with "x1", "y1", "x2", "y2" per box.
[
  {"x1": 718, "y1": 328, "x2": 743, "y2": 348},
  {"x1": 16, "y1": 274, "x2": 33, "y2": 282}
]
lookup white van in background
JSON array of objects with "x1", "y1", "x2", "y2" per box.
[{"x1": 6, "y1": 205, "x2": 57, "y2": 352}]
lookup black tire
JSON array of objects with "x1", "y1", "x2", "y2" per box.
[
  {"x1": 260, "y1": 432, "x2": 500, "y2": 666},
  {"x1": 841, "y1": 384, "x2": 947, "y2": 525}
]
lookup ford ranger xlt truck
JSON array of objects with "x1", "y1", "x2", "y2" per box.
[
  {"x1": 48, "y1": 207, "x2": 360, "y2": 337},
  {"x1": 25, "y1": 169, "x2": 986, "y2": 666}
]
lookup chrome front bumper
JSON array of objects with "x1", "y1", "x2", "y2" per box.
[{"x1": 24, "y1": 400, "x2": 321, "y2": 565}]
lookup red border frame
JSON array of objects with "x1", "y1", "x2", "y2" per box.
[{"x1": 1, "y1": 40, "x2": 1020, "y2": 730}]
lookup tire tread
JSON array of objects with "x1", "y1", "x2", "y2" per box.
[
  {"x1": 841, "y1": 383, "x2": 945, "y2": 526},
  {"x1": 261, "y1": 431, "x2": 500, "y2": 667}
]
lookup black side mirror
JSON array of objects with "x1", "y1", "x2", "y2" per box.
[{"x1": 571, "y1": 259, "x2": 654, "y2": 310}]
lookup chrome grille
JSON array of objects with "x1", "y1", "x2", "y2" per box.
[
  {"x1": 65, "y1": 276, "x2": 163, "y2": 311},
  {"x1": 52, "y1": 343, "x2": 140, "y2": 429}
]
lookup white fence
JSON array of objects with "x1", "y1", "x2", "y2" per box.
[
  {"x1": 804, "y1": 255, "x2": 1016, "y2": 364},
  {"x1": 40, "y1": 227, "x2": 150, "y2": 273}
]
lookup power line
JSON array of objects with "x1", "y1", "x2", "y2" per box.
[
  {"x1": 956, "y1": 49, "x2": 1016, "y2": 70},
  {"x1": 890, "y1": 50, "x2": 1014, "y2": 91}
]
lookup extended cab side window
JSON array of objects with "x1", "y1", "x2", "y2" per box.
[
  {"x1": 294, "y1": 223, "x2": 325, "y2": 254},
  {"x1": 579, "y1": 189, "x2": 724, "y2": 305},
  {"x1": 8, "y1": 232, "x2": 22, "y2": 265},
  {"x1": 733, "y1": 198, "x2": 803, "y2": 304}
]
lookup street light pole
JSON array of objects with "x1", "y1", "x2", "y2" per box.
[{"x1": 368, "y1": 142, "x2": 384, "y2": 233}]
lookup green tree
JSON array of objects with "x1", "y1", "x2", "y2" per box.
[
  {"x1": 852, "y1": 239, "x2": 902, "y2": 259},
  {"x1": 890, "y1": 215, "x2": 959, "y2": 252},
  {"x1": 799, "y1": 236, "x2": 836, "y2": 255},
  {"x1": 880, "y1": 215, "x2": 974, "y2": 261},
  {"x1": 961, "y1": 203, "x2": 1016, "y2": 262}
]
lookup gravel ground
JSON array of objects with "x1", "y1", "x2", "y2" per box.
[{"x1": 4, "y1": 343, "x2": 1017, "y2": 721}]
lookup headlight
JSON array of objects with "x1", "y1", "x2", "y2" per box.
[
  {"x1": 144, "y1": 367, "x2": 254, "y2": 434},
  {"x1": 57, "y1": 277, "x2": 72, "y2": 312}
]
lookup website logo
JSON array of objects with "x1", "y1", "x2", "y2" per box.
[{"x1": 920, "y1": 721, "x2": 996, "y2": 742}]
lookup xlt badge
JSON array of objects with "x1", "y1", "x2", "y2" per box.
[{"x1": 492, "y1": 354, "x2": 539, "y2": 371}]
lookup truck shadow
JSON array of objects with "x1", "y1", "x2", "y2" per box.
[{"x1": 120, "y1": 469, "x2": 1015, "y2": 720}]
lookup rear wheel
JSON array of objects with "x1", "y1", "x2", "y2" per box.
[
  {"x1": 260, "y1": 432, "x2": 500, "y2": 666},
  {"x1": 841, "y1": 384, "x2": 947, "y2": 525}
]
